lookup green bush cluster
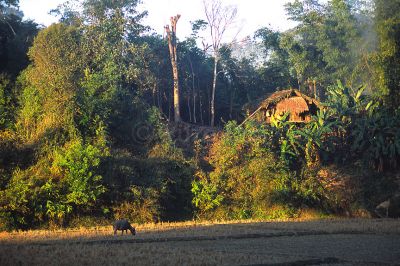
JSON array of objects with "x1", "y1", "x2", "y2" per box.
[
  {"x1": 0, "y1": 106, "x2": 195, "y2": 230},
  {"x1": 0, "y1": 11, "x2": 195, "y2": 230},
  {"x1": 0, "y1": 139, "x2": 106, "y2": 229},
  {"x1": 192, "y1": 82, "x2": 399, "y2": 220},
  {"x1": 192, "y1": 121, "x2": 314, "y2": 220}
]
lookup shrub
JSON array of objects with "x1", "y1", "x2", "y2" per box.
[
  {"x1": 52, "y1": 140, "x2": 107, "y2": 208},
  {"x1": 325, "y1": 81, "x2": 400, "y2": 171},
  {"x1": 0, "y1": 139, "x2": 107, "y2": 230},
  {"x1": 113, "y1": 186, "x2": 161, "y2": 224},
  {"x1": 192, "y1": 121, "x2": 295, "y2": 219},
  {"x1": 0, "y1": 166, "x2": 49, "y2": 230}
]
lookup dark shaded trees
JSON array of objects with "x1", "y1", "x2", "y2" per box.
[
  {"x1": 0, "y1": 1, "x2": 38, "y2": 130},
  {"x1": 255, "y1": 27, "x2": 296, "y2": 93},
  {"x1": 373, "y1": 0, "x2": 400, "y2": 107}
]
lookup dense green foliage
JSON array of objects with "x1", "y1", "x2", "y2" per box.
[
  {"x1": 0, "y1": 3, "x2": 37, "y2": 130},
  {"x1": 0, "y1": 0, "x2": 399, "y2": 230},
  {"x1": 192, "y1": 82, "x2": 399, "y2": 219},
  {"x1": 192, "y1": 122, "x2": 297, "y2": 219},
  {"x1": 373, "y1": 0, "x2": 400, "y2": 107}
]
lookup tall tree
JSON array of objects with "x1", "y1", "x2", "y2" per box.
[
  {"x1": 283, "y1": 0, "x2": 363, "y2": 97},
  {"x1": 255, "y1": 27, "x2": 295, "y2": 92},
  {"x1": 17, "y1": 23, "x2": 83, "y2": 142},
  {"x1": 165, "y1": 15, "x2": 181, "y2": 122},
  {"x1": 0, "y1": 1, "x2": 37, "y2": 129},
  {"x1": 319, "y1": 0, "x2": 360, "y2": 85},
  {"x1": 374, "y1": 0, "x2": 400, "y2": 107},
  {"x1": 203, "y1": 0, "x2": 237, "y2": 126}
]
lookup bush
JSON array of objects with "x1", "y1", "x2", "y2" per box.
[
  {"x1": 52, "y1": 140, "x2": 107, "y2": 208},
  {"x1": 113, "y1": 186, "x2": 161, "y2": 224},
  {"x1": 0, "y1": 74, "x2": 15, "y2": 129},
  {"x1": 102, "y1": 153, "x2": 194, "y2": 223},
  {"x1": 327, "y1": 81, "x2": 400, "y2": 171},
  {"x1": 0, "y1": 166, "x2": 49, "y2": 230},
  {"x1": 0, "y1": 139, "x2": 107, "y2": 230},
  {"x1": 192, "y1": 121, "x2": 296, "y2": 219}
]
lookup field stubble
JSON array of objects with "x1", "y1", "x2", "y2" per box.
[{"x1": 0, "y1": 218, "x2": 399, "y2": 265}]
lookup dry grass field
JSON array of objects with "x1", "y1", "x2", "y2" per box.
[{"x1": 1, "y1": 218, "x2": 399, "y2": 265}]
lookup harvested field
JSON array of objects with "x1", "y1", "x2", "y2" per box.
[{"x1": 0, "y1": 219, "x2": 399, "y2": 265}]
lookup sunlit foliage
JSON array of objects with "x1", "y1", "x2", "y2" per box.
[{"x1": 0, "y1": 0, "x2": 399, "y2": 229}]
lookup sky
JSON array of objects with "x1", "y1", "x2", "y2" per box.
[{"x1": 19, "y1": 0, "x2": 297, "y2": 40}]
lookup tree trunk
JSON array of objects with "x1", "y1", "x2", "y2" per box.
[
  {"x1": 165, "y1": 15, "x2": 181, "y2": 122},
  {"x1": 157, "y1": 86, "x2": 162, "y2": 111},
  {"x1": 193, "y1": 92, "x2": 197, "y2": 124},
  {"x1": 199, "y1": 86, "x2": 204, "y2": 125},
  {"x1": 297, "y1": 75, "x2": 301, "y2": 91},
  {"x1": 210, "y1": 56, "x2": 218, "y2": 127},
  {"x1": 187, "y1": 94, "x2": 192, "y2": 123},
  {"x1": 152, "y1": 84, "x2": 156, "y2": 106},
  {"x1": 168, "y1": 93, "x2": 172, "y2": 121},
  {"x1": 229, "y1": 83, "x2": 234, "y2": 120},
  {"x1": 172, "y1": 61, "x2": 181, "y2": 122},
  {"x1": 203, "y1": 0, "x2": 237, "y2": 126},
  {"x1": 313, "y1": 79, "x2": 317, "y2": 99},
  {"x1": 189, "y1": 58, "x2": 197, "y2": 124}
]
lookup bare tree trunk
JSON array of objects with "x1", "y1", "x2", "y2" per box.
[
  {"x1": 188, "y1": 58, "x2": 197, "y2": 124},
  {"x1": 203, "y1": 0, "x2": 237, "y2": 127},
  {"x1": 308, "y1": 78, "x2": 313, "y2": 96},
  {"x1": 187, "y1": 94, "x2": 192, "y2": 123},
  {"x1": 172, "y1": 59, "x2": 181, "y2": 122},
  {"x1": 199, "y1": 85, "x2": 204, "y2": 125},
  {"x1": 157, "y1": 86, "x2": 162, "y2": 111},
  {"x1": 167, "y1": 92, "x2": 172, "y2": 121},
  {"x1": 165, "y1": 15, "x2": 181, "y2": 122},
  {"x1": 152, "y1": 84, "x2": 156, "y2": 106},
  {"x1": 193, "y1": 92, "x2": 197, "y2": 123},
  {"x1": 229, "y1": 82, "x2": 234, "y2": 120},
  {"x1": 313, "y1": 79, "x2": 317, "y2": 99},
  {"x1": 297, "y1": 78, "x2": 301, "y2": 91},
  {"x1": 210, "y1": 57, "x2": 218, "y2": 126}
]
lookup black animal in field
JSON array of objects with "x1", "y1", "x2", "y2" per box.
[{"x1": 113, "y1": 219, "x2": 136, "y2": 235}]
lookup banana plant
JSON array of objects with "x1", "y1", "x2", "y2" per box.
[
  {"x1": 351, "y1": 108, "x2": 400, "y2": 171},
  {"x1": 270, "y1": 112, "x2": 302, "y2": 166},
  {"x1": 296, "y1": 109, "x2": 339, "y2": 166},
  {"x1": 327, "y1": 81, "x2": 399, "y2": 171},
  {"x1": 327, "y1": 80, "x2": 370, "y2": 124}
]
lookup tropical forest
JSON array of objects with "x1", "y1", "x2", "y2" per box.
[{"x1": 0, "y1": 0, "x2": 400, "y2": 233}]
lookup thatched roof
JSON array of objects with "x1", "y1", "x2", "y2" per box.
[
  {"x1": 276, "y1": 96, "x2": 309, "y2": 115},
  {"x1": 242, "y1": 89, "x2": 321, "y2": 124},
  {"x1": 257, "y1": 89, "x2": 320, "y2": 110}
]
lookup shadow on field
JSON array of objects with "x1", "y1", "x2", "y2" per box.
[
  {"x1": 2, "y1": 219, "x2": 399, "y2": 246},
  {"x1": 43, "y1": 230, "x2": 370, "y2": 246}
]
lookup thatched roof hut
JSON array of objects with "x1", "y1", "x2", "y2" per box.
[{"x1": 243, "y1": 89, "x2": 321, "y2": 124}]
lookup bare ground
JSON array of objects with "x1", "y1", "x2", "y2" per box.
[{"x1": 0, "y1": 219, "x2": 399, "y2": 265}]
